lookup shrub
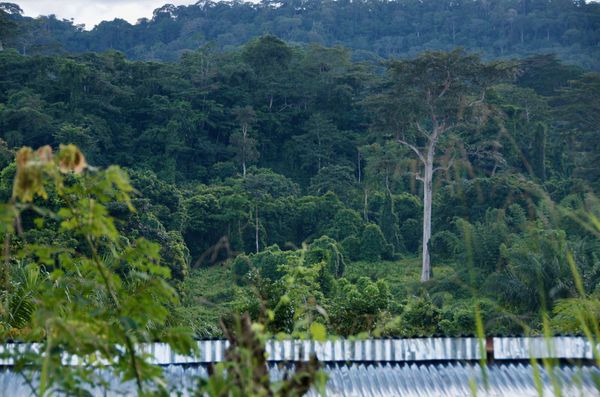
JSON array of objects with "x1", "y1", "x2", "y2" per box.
[
  {"x1": 329, "y1": 277, "x2": 391, "y2": 335},
  {"x1": 340, "y1": 235, "x2": 361, "y2": 261},
  {"x1": 306, "y1": 235, "x2": 346, "y2": 277},
  {"x1": 360, "y1": 224, "x2": 387, "y2": 262},
  {"x1": 400, "y1": 218, "x2": 421, "y2": 253},
  {"x1": 231, "y1": 254, "x2": 252, "y2": 285},
  {"x1": 327, "y1": 208, "x2": 363, "y2": 241},
  {"x1": 383, "y1": 295, "x2": 441, "y2": 337},
  {"x1": 249, "y1": 245, "x2": 296, "y2": 282},
  {"x1": 430, "y1": 230, "x2": 459, "y2": 261}
]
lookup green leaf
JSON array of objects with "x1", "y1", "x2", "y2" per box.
[
  {"x1": 309, "y1": 322, "x2": 327, "y2": 341},
  {"x1": 33, "y1": 217, "x2": 44, "y2": 229}
]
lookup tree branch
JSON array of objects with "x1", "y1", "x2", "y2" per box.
[
  {"x1": 427, "y1": 126, "x2": 442, "y2": 150},
  {"x1": 427, "y1": 99, "x2": 438, "y2": 131},
  {"x1": 397, "y1": 138, "x2": 425, "y2": 164},
  {"x1": 433, "y1": 154, "x2": 456, "y2": 174},
  {"x1": 467, "y1": 90, "x2": 486, "y2": 107},
  {"x1": 415, "y1": 122, "x2": 430, "y2": 140},
  {"x1": 407, "y1": 171, "x2": 425, "y2": 182},
  {"x1": 415, "y1": 173, "x2": 425, "y2": 182},
  {"x1": 438, "y1": 70, "x2": 452, "y2": 99}
]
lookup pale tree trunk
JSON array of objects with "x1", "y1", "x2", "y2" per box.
[
  {"x1": 421, "y1": 151, "x2": 434, "y2": 282},
  {"x1": 255, "y1": 204, "x2": 259, "y2": 254},
  {"x1": 399, "y1": 125, "x2": 444, "y2": 283},
  {"x1": 385, "y1": 168, "x2": 391, "y2": 194},
  {"x1": 452, "y1": 22, "x2": 456, "y2": 45},
  {"x1": 363, "y1": 189, "x2": 369, "y2": 221},
  {"x1": 242, "y1": 124, "x2": 248, "y2": 177},
  {"x1": 357, "y1": 150, "x2": 362, "y2": 184},
  {"x1": 317, "y1": 130, "x2": 322, "y2": 170}
]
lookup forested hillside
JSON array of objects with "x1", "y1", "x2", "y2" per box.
[
  {"x1": 1, "y1": 30, "x2": 599, "y2": 337},
  {"x1": 1, "y1": 1, "x2": 600, "y2": 340},
  {"x1": 2, "y1": 0, "x2": 600, "y2": 68}
]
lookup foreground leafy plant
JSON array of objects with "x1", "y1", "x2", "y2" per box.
[
  {"x1": 0, "y1": 145, "x2": 195, "y2": 396},
  {"x1": 200, "y1": 313, "x2": 325, "y2": 397}
]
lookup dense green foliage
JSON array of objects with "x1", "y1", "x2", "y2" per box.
[
  {"x1": 1, "y1": 6, "x2": 600, "y2": 340},
  {"x1": 3, "y1": 0, "x2": 600, "y2": 70}
]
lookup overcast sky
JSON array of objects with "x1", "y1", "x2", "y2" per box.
[
  {"x1": 14, "y1": 0, "x2": 199, "y2": 30},
  {"x1": 15, "y1": 0, "x2": 600, "y2": 30}
]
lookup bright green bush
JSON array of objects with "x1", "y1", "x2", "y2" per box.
[
  {"x1": 383, "y1": 295, "x2": 441, "y2": 337},
  {"x1": 329, "y1": 277, "x2": 391, "y2": 335}
]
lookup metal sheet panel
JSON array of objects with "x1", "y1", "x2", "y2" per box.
[
  {"x1": 494, "y1": 337, "x2": 599, "y2": 360},
  {"x1": 1, "y1": 362, "x2": 598, "y2": 396},
  {"x1": 305, "y1": 363, "x2": 599, "y2": 397}
]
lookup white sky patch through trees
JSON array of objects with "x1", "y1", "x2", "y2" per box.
[{"x1": 14, "y1": 0, "x2": 198, "y2": 30}]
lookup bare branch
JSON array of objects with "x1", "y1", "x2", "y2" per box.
[
  {"x1": 433, "y1": 154, "x2": 456, "y2": 174},
  {"x1": 438, "y1": 70, "x2": 451, "y2": 99},
  {"x1": 415, "y1": 122, "x2": 430, "y2": 139},
  {"x1": 467, "y1": 90, "x2": 486, "y2": 107},
  {"x1": 397, "y1": 138, "x2": 426, "y2": 164},
  {"x1": 424, "y1": 87, "x2": 439, "y2": 131},
  {"x1": 278, "y1": 103, "x2": 292, "y2": 113},
  {"x1": 407, "y1": 171, "x2": 425, "y2": 182},
  {"x1": 417, "y1": 120, "x2": 448, "y2": 146},
  {"x1": 428, "y1": 123, "x2": 446, "y2": 148}
]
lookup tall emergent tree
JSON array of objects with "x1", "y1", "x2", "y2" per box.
[
  {"x1": 230, "y1": 105, "x2": 258, "y2": 177},
  {"x1": 369, "y1": 50, "x2": 516, "y2": 281}
]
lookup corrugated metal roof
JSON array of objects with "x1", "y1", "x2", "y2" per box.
[
  {"x1": 310, "y1": 363, "x2": 600, "y2": 397},
  {"x1": 1, "y1": 337, "x2": 598, "y2": 366},
  {"x1": 145, "y1": 337, "x2": 483, "y2": 363},
  {"x1": 494, "y1": 336, "x2": 598, "y2": 360},
  {"x1": 1, "y1": 363, "x2": 599, "y2": 396},
  {"x1": 1, "y1": 338, "x2": 599, "y2": 396},
  {"x1": 259, "y1": 337, "x2": 482, "y2": 363},
  {"x1": 0, "y1": 338, "x2": 484, "y2": 366}
]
